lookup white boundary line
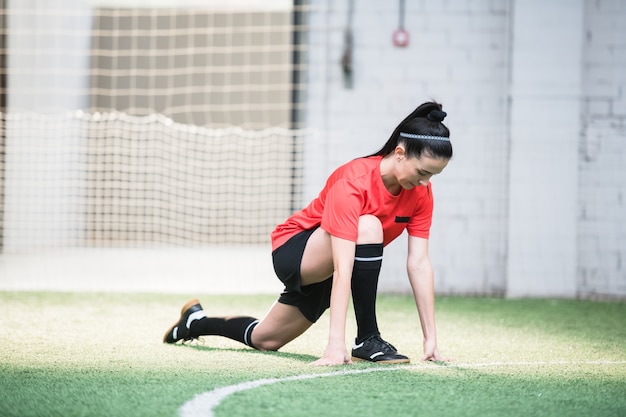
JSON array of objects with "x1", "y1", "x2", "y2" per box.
[{"x1": 179, "y1": 360, "x2": 626, "y2": 417}]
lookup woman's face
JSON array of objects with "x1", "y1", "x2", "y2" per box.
[{"x1": 396, "y1": 150, "x2": 449, "y2": 190}]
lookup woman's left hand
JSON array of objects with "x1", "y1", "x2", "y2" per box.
[{"x1": 420, "y1": 338, "x2": 453, "y2": 362}]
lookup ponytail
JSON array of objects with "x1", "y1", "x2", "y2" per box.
[{"x1": 369, "y1": 101, "x2": 452, "y2": 159}]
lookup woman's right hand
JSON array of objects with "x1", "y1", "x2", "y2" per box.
[{"x1": 311, "y1": 343, "x2": 352, "y2": 366}]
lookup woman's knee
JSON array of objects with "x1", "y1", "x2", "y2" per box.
[
  {"x1": 249, "y1": 303, "x2": 312, "y2": 351},
  {"x1": 357, "y1": 215, "x2": 383, "y2": 244},
  {"x1": 253, "y1": 338, "x2": 284, "y2": 352}
]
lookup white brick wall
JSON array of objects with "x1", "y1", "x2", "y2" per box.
[
  {"x1": 505, "y1": 0, "x2": 583, "y2": 297},
  {"x1": 578, "y1": 0, "x2": 626, "y2": 298},
  {"x1": 305, "y1": 0, "x2": 626, "y2": 298},
  {"x1": 306, "y1": 0, "x2": 512, "y2": 295},
  {"x1": 1, "y1": 1, "x2": 622, "y2": 298}
]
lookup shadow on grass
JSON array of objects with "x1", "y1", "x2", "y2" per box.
[
  {"x1": 171, "y1": 341, "x2": 422, "y2": 368},
  {"x1": 170, "y1": 339, "x2": 469, "y2": 369},
  {"x1": 173, "y1": 340, "x2": 320, "y2": 363}
]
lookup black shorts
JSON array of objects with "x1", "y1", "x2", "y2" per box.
[{"x1": 272, "y1": 226, "x2": 332, "y2": 323}]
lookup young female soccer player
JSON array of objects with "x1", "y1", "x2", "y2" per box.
[{"x1": 164, "y1": 101, "x2": 452, "y2": 366}]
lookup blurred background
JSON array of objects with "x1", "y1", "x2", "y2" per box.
[{"x1": 0, "y1": 0, "x2": 624, "y2": 299}]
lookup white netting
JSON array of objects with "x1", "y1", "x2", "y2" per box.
[
  {"x1": 2, "y1": 111, "x2": 305, "y2": 251},
  {"x1": 0, "y1": 1, "x2": 310, "y2": 252},
  {"x1": 4, "y1": 2, "x2": 301, "y2": 128}
]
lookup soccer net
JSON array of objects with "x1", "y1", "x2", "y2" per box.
[{"x1": 0, "y1": 1, "x2": 310, "y2": 255}]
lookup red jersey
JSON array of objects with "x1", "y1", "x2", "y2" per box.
[{"x1": 270, "y1": 156, "x2": 434, "y2": 251}]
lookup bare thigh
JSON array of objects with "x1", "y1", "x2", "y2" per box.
[
  {"x1": 299, "y1": 227, "x2": 334, "y2": 285},
  {"x1": 299, "y1": 216, "x2": 382, "y2": 285},
  {"x1": 250, "y1": 301, "x2": 314, "y2": 351}
]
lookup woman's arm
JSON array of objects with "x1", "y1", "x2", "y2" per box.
[
  {"x1": 311, "y1": 235, "x2": 355, "y2": 366},
  {"x1": 407, "y1": 235, "x2": 447, "y2": 361}
]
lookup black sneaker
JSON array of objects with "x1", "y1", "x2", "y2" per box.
[
  {"x1": 163, "y1": 299, "x2": 205, "y2": 344},
  {"x1": 351, "y1": 334, "x2": 410, "y2": 364}
]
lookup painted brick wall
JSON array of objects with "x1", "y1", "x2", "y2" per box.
[
  {"x1": 578, "y1": 0, "x2": 626, "y2": 298},
  {"x1": 305, "y1": 0, "x2": 625, "y2": 298},
  {"x1": 305, "y1": 0, "x2": 511, "y2": 294}
]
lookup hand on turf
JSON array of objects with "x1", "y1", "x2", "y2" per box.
[
  {"x1": 311, "y1": 344, "x2": 352, "y2": 366},
  {"x1": 420, "y1": 339, "x2": 452, "y2": 363}
]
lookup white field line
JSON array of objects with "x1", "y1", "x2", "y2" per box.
[{"x1": 178, "y1": 360, "x2": 626, "y2": 417}]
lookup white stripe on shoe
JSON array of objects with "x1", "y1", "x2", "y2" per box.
[{"x1": 186, "y1": 310, "x2": 206, "y2": 329}]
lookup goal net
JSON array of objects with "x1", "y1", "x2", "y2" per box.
[{"x1": 0, "y1": 1, "x2": 309, "y2": 253}]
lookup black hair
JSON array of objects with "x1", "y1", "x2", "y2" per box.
[{"x1": 369, "y1": 101, "x2": 452, "y2": 159}]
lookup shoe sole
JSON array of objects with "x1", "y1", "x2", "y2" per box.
[
  {"x1": 162, "y1": 298, "x2": 201, "y2": 343},
  {"x1": 351, "y1": 356, "x2": 411, "y2": 364},
  {"x1": 180, "y1": 298, "x2": 201, "y2": 315}
]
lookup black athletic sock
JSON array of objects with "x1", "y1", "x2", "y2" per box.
[
  {"x1": 351, "y1": 243, "x2": 384, "y2": 344},
  {"x1": 190, "y1": 316, "x2": 259, "y2": 349}
]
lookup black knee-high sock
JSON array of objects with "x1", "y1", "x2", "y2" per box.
[
  {"x1": 351, "y1": 243, "x2": 384, "y2": 344},
  {"x1": 189, "y1": 316, "x2": 259, "y2": 349}
]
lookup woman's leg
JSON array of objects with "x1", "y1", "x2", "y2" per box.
[
  {"x1": 349, "y1": 215, "x2": 409, "y2": 363},
  {"x1": 164, "y1": 227, "x2": 334, "y2": 350},
  {"x1": 163, "y1": 299, "x2": 260, "y2": 346},
  {"x1": 287, "y1": 216, "x2": 388, "y2": 343},
  {"x1": 351, "y1": 215, "x2": 384, "y2": 343},
  {"x1": 250, "y1": 301, "x2": 314, "y2": 351},
  {"x1": 295, "y1": 216, "x2": 386, "y2": 343},
  {"x1": 249, "y1": 226, "x2": 335, "y2": 350},
  {"x1": 163, "y1": 298, "x2": 313, "y2": 351}
]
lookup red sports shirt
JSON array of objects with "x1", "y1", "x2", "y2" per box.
[{"x1": 270, "y1": 156, "x2": 434, "y2": 251}]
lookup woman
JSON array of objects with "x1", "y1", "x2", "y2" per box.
[{"x1": 164, "y1": 101, "x2": 452, "y2": 366}]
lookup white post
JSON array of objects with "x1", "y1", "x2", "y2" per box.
[
  {"x1": 3, "y1": 1, "x2": 92, "y2": 251},
  {"x1": 506, "y1": 0, "x2": 584, "y2": 297}
]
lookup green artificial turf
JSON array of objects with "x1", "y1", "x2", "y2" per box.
[
  {"x1": 0, "y1": 292, "x2": 624, "y2": 417},
  {"x1": 218, "y1": 365, "x2": 626, "y2": 417}
]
